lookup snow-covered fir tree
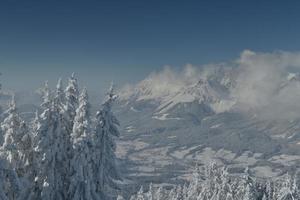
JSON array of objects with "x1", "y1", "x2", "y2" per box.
[
  {"x1": 22, "y1": 111, "x2": 42, "y2": 200},
  {"x1": 275, "y1": 174, "x2": 299, "y2": 200},
  {"x1": 1, "y1": 96, "x2": 33, "y2": 178},
  {"x1": 68, "y1": 88, "x2": 100, "y2": 200},
  {"x1": 93, "y1": 84, "x2": 121, "y2": 198},
  {"x1": 31, "y1": 78, "x2": 123, "y2": 200},
  {"x1": 63, "y1": 73, "x2": 79, "y2": 147},
  {"x1": 64, "y1": 73, "x2": 79, "y2": 133},
  {"x1": 128, "y1": 164, "x2": 300, "y2": 200},
  {"x1": 33, "y1": 81, "x2": 67, "y2": 200},
  {"x1": 15, "y1": 120, "x2": 36, "y2": 200},
  {"x1": 1, "y1": 97, "x2": 23, "y2": 170},
  {"x1": 0, "y1": 79, "x2": 21, "y2": 200},
  {"x1": 0, "y1": 96, "x2": 33, "y2": 199},
  {"x1": 17, "y1": 121, "x2": 32, "y2": 175},
  {"x1": 63, "y1": 74, "x2": 80, "y2": 191},
  {"x1": 54, "y1": 78, "x2": 73, "y2": 199}
]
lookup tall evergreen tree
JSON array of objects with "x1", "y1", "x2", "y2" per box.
[
  {"x1": 24, "y1": 111, "x2": 42, "y2": 200},
  {"x1": 54, "y1": 78, "x2": 72, "y2": 198},
  {"x1": 16, "y1": 120, "x2": 35, "y2": 200},
  {"x1": 34, "y1": 81, "x2": 66, "y2": 200},
  {"x1": 55, "y1": 79, "x2": 65, "y2": 106},
  {"x1": 93, "y1": 84, "x2": 120, "y2": 197},
  {"x1": 63, "y1": 74, "x2": 80, "y2": 187},
  {"x1": 68, "y1": 88, "x2": 100, "y2": 200},
  {"x1": 1, "y1": 96, "x2": 21, "y2": 169},
  {"x1": 64, "y1": 73, "x2": 79, "y2": 133},
  {"x1": 0, "y1": 96, "x2": 31, "y2": 199},
  {"x1": 1, "y1": 96, "x2": 32, "y2": 177}
]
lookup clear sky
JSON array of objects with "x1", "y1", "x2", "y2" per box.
[{"x1": 1, "y1": 0, "x2": 300, "y2": 92}]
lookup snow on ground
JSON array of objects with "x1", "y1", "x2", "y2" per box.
[
  {"x1": 170, "y1": 145, "x2": 202, "y2": 159},
  {"x1": 153, "y1": 113, "x2": 181, "y2": 121},
  {"x1": 128, "y1": 147, "x2": 172, "y2": 167},
  {"x1": 252, "y1": 166, "x2": 281, "y2": 178},
  {"x1": 234, "y1": 151, "x2": 258, "y2": 166},
  {"x1": 134, "y1": 166, "x2": 156, "y2": 173},
  {"x1": 171, "y1": 148, "x2": 191, "y2": 159},
  {"x1": 116, "y1": 141, "x2": 131, "y2": 159},
  {"x1": 210, "y1": 123, "x2": 223, "y2": 129},
  {"x1": 215, "y1": 149, "x2": 237, "y2": 160},
  {"x1": 268, "y1": 154, "x2": 300, "y2": 166},
  {"x1": 129, "y1": 172, "x2": 162, "y2": 177},
  {"x1": 187, "y1": 147, "x2": 220, "y2": 163},
  {"x1": 117, "y1": 132, "x2": 300, "y2": 189},
  {"x1": 188, "y1": 148, "x2": 262, "y2": 168},
  {"x1": 125, "y1": 125, "x2": 136, "y2": 133},
  {"x1": 130, "y1": 106, "x2": 140, "y2": 112},
  {"x1": 116, "y1": 139, "x2": 149, "y2": 159},
  {"x1": 157, "y1": 94, "x2": 195, "y2": 114}
]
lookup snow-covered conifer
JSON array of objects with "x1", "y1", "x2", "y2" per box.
[
  {"x1": 93, "y1": 84, "x2": 121, "y2": 196},
  {"x1": 0, "y1": 96, "x2": 32, "y2": 199},
  {"x1": 64, "y1": 73, "x2": 79, "y2": 132},
  {"x1": 34, "y1": 81, "x2": 66, "y2": 200},
  {"x1": 63, "y1": 74, "x2": 79, "y2": 182},
  {"x1": 1, "y1": 96, "x2": 32, "y2": 178},
  {"x1": 1, "y1": 96, "x2": 22, "y2": 168},
  {"x1": 68, "y1": 88, "x2": 100, "y2": 200},
  {"x1": 54, "y1": 78, "x2": 65, "y2": 110},
  {"x1": 134, "y1": 186, "x2": 145, "y2": 200},
  {"x1": 21, "y1": 112, "x2": 41, "y2": 200},
  {"x1": 145, "y1": 183, "x2": 154, "y2": 200},
  {"x1": 277, "y1": 174, "x2": 297, "y2": 200},
  {"x1": 54, "y1": 78, "x2": 72, "y2": 198}
]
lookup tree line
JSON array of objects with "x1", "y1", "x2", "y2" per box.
[{"x1": 127, "y1": 163, "x2": 299, "y2": 200}]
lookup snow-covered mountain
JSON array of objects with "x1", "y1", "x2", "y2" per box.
[
  {"x1": 119, "y1": 65, "x2": 237, "y2": 117},
  {"x1": 115, "y1": 64, "x2": 300, "y2": 192}
]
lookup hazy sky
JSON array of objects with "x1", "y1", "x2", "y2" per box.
[{"x1": 1, "y1": 0, "x2": 300, "y2": 92}]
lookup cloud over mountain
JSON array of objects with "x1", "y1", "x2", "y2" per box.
[{"x1": 120, "y1": 50, "x2": 300, "y2": 120}]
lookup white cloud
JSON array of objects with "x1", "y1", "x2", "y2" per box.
[{"x1": 232, "y1": 50, "x2": 300, "y2": 120}]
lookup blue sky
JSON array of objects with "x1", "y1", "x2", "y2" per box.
[{"x1": 1, "y1": 0, "x2": 300, "y2": 92}]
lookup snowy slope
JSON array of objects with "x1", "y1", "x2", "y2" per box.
[
  {"x1": 156, "y1": 78, "x2": 235, "y2": 114},
  {"x1": 118, "y1": 66, "x2": 237, "y2": 118}
]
